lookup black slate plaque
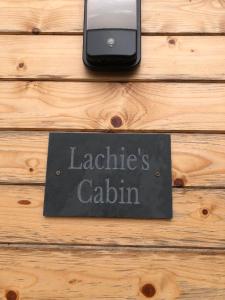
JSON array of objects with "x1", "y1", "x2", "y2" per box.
[{"x1": 44, "y1": 133, "x2": 172, "y2": 219}]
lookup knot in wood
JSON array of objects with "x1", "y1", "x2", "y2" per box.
[
  {"x1": 32, "y1": 27, "x2": 41, "y2": 34},
  {"x1": 141, "y1": 283, "x2": 156, "y2": 298},
  {"x1": 111, "y1": 115, "x2": 123, "y2": 128},
  {"x1": 5, "y1": 290, "x2": 18, "y2": 300},
  {"x1": 174, "y1": 178, "x2": 185, "y2": 188}
]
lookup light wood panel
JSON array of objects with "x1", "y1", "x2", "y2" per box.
[
  {"x1": 0, "y1": 185, "x2": 224, "y2": 248},
  {"x1": 0, "y1": 0, "x2": 225, "y2": 33},
  {"x1": 0, "y1": 0, "x2": 224, "y2": 297},
  {"x1": 0, "y1": 82, "x2": 225, "y2": 131},
  {"x1": 0, "y1": 131, "x2": 225, "y2": 187},
  {"x1": 0, "y1": 247, "x2": 225, "y2": 299},
  {"x1": 0, "y1": 36, "x2": 225, "y2": 80}
]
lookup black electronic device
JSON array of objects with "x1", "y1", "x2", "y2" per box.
[{"x1": 83, "y1": 0, "x2": 141, "y2": 70}]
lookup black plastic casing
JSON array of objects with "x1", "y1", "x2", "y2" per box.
[{"x1": 83, "y1": 0, "x2": 141, "y2": 71}]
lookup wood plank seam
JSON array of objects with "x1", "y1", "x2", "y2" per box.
[
  {"x1": 0, "y1": 242, "x2": 225, "y2": 251},
  {"x1": 1, "y1": 244, "x2": 225, "y2": 253},
  {"x1": 1, "y1": 33, "x2": 225, "y2": 36}
]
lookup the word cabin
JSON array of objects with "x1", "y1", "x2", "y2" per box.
[{"x1": 68, "y1": 146, "x2": 151, "y2": 205}]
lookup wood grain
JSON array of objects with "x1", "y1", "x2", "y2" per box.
[
  {"x1": 0, "y1": 82, "x2": 225, "y2": 131},
  {"x1": 1, "y1": 248, "x2": 225, "y2": 300},
  {"x1": 0, "y1": 131, "x2": 225, "y2": 187},
  {"x1": 0, "y1": 185, "x2": 225, "y2": 248},
  {"x1": 0, "y1": 36, "x2": 225, "y2": 80},
  {"x1": 0, "y1": 0, "x2": 225, "y2": 296},
  {"x1": 0, "y1": 0, "x2": 225, "y2": 34}
]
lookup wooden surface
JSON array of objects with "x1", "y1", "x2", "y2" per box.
[
  {"x1": 0, "y1": 1, "x2": 225, "y2": 299},
  {"x1": 0, "y1": 0, "x2": 225, "y2": 33},
  {"x1": 0, "y1": 247, "x2": 225, "y2": 300},
  {"x1": 1, "y1": 35, "x2": 225, "y2": 80},
  {"x1": 0, "y1": 132, "x2": 225, "y2": 187},
  {"x1": 0, "y1": 185, "x2": 225, "y2": 248},
  {"x1": 0, "y1": 82, "x2": 225, "y2": 131}
]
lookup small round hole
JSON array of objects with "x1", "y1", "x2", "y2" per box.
[
  {"x1": 141, "y1": 284, "x2": 156, "y2": 298},
  {"x1": 202, "y1": 208, "x2": 209, "y2": 216},
  {"x1": 29, "y1": 167, "x2": 34, "y2": 173}
]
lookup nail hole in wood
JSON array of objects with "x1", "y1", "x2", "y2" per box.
[
  {"x1": 111, "y1": 116, "x2": 123, "y2": 128},
  {"x1": 18, "y1": 200, "x2": 31, "y2": 205},
  {"x1": 141, "y1": 284, "x2": 156, "y2": 298},
  {"x1": 5, "y1": 290, "x2": 18, "y2": 300},
  {"x1": 29, "y1": 167, "x2": 34, "y2": 173}
]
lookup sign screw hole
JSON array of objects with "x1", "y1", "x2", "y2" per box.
[
  {"x1": 56, "y1": 170, "x2": 61, "y2": 176},
  {"x1": 155, "y1": 171, "x2": 160, "y2": 177}
]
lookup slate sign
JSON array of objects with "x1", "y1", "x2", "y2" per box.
[{"x1": 44, "y1": 133, "x2": 172, "y2": 219}]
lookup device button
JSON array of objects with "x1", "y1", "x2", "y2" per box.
[{"x1": 106, "y1": 37, "x2": 116, "y2": 48}]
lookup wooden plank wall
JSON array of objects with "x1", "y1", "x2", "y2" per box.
[{"x1": 0, "y1": 1, "x2": 225, "y2": 299}]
